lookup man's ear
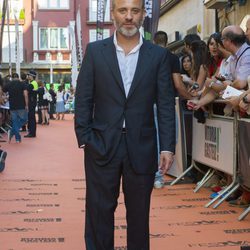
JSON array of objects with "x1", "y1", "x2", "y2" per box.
[{"x1": 111, "y1": 10, "x2": 114, "y2": 22}]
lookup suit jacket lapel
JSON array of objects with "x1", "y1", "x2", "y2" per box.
[
  {"x1": 101, "y1": 36, "x2": 126, "y2": 95},
  {"x1": 127, "y1": 40, "x2": 153, "y2": 99}
]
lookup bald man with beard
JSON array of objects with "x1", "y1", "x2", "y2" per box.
[
  {"x1": 221, "y1": 25, "x2": 250, "y2": 90},
  {"x1": 75, "y1": 0, "x2": 175, "y2": 249},
  {"x1": 221, "y1": 24, "x2": 250, "y2": 110}
]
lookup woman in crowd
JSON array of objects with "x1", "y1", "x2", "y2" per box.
[
  {"x1": 49, "y1": 84, "x2": 56, "y2": 120},
  {"x1": 207, "y1": 32, "x2": 224, "y2": 78},
  {"x1": 37, "y1": 81, "x2": 50, "y2": 125},
  {"x1": 55, "y1": 85, "x2": 66, "y2": 120},
  {"x1": 188, "y1": 40, "x2": 232, "y2": 111},
  {"x1": 181, "y1": 54, "x2": 192, "y2": 87},
  {"x1": 189, "y1": 40, "x2": 209, "y2": 90},
  {"x1": 187, "y1": 40, "x2": 209, "y2": 123}
]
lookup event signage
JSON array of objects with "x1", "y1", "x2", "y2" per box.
[
  {"x1": 96, "y1": 0, "x2": 107, "y2": 40},
  {"x1": 143, "y1": 0, "x2": 160, "y2": 41},
  {"x1": 192, "y1": 117, "x2": 234, "y2": 175}
]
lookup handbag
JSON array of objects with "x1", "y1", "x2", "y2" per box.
[{"x1": 43, "y1": 88, "x2": 52, "y2": 102}]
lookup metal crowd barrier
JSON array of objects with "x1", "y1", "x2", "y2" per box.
[
  {"x1": 237, "y1": 118, "x2": 250, "y2": 221},
  {"x1": 204, "y1": 112, "x2": 240, "y2": 209},
  {"x1": 171, "y1": 99, "x2": 250, "y2": 220},
  {"x1": 169, "y1": 100, "x2": 250, "y2": 220}
]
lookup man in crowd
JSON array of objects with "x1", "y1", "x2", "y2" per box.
[
  {"x1": 3, "y1": 73, "x2": 28, "y2": 143},
  {"x1": 221, "y1": 25, "x2": 250, "y2": 89},
  {"x1": 183, "y1": 33, "x2": 201, "y2": 54},
  {"x1": 75, "y1": 0, "x2": 176, "y2": 249},
  {"x1": 153, "y1": 31, "x2": 192, "y2": 189},
  {"x1": 20, "y1": 72, "x2": 29, "y2": 132},
  {"x1": 222, "y1": 24, "x2": 250, "y2": 206},
  {"x1": 25, "y1": 70, "x2": 38, "y2": 138}
]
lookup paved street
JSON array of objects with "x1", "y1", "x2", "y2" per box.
[{"x1": 0, "y1": 115, "x2": 249, "y2": 250}]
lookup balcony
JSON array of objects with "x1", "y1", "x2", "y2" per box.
[
  {"x1": 204, "y1": 0, "x2": 228, "y2": 9},
  {"x1": 160, "y1": 0, "x2": 181, "y2": 15},
  {"x1": 33, "y1": 50, "x2": 71, "y2": 64}
]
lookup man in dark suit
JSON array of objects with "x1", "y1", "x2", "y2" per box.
[
  {"x1": 75, "y1": 0, "x2": 175, "y2": 249},
  {"x1": 25, "y1": 70, "x2": 38, "y2": 138}
]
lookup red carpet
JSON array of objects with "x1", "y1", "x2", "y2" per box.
[{"x1": 0, "y1": 115, "x2": 249, "y2": 250}]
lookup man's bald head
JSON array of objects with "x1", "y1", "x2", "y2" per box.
[
  {"x1": 222, "y1": 25, "x2": 246, "y2": 47},
  {"x1": 223, "y1": 25, "x2": 244, "y2": 36},
  {"x1": 112, "y1": 0, "x2": 145, "y2": 10}
]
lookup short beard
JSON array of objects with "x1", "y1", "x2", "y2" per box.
[
  {"x1": 117, "y1": 26, "x2": 139, "y2": 37},
  {"x1": 114, "y1": 19, "x2": 144, "y2": 38}
]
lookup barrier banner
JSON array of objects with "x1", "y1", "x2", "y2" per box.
[
  {"x1": 238, "y1": 120, "x2": 250, "y2": 189},
  {"x1": 192, "y1": 117, "x2": 234, "y2": 175},
  {"x1": 143, "y1": 0, "x2": 161, "y2": 41},
  {"x1": 96, "y1": 0, "x2": 107, "y2": 40}
]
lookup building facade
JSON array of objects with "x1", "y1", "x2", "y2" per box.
[
  {"x1": 0, "y1": 0, "x2": 114, "y2": 84},
  {"x1": 159, "y1": 0, "x2": 216, "y2": 52},
  {"x1": 204, "y1": 0, "x2": 250, "y2": 32}
]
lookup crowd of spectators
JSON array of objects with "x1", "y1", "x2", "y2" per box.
[
  {"x1": 0, "y1": 71, "x2": 75, "y2": 172},
  {"x1": 154, "y1": 18, "x2": 250, "y2": 208}
]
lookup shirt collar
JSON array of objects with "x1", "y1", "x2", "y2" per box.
[{"x1": 113, "y1": 31, "x2": 143, "y2": 54}]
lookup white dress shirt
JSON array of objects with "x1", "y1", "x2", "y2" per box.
[
  {"x1": 113, "y1": 31, "x2": 143, "y2": 97},
  {"x1": 113, "y1": 32, "x2": 143, "y2": 128}
]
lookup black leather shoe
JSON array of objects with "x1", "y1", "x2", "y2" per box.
[{"x1": 24, "y1": 134, "x2": 36, "y2": 138}]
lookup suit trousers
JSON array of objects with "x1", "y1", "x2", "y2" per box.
[
  {"x1": 84, "y1": 134, "x2": 155, "y2": 250},
  {"x1": 27, "y1": 105, "x2": 36, "y2": 136}
]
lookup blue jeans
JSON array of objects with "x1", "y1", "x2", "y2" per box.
[
  {"x1": 154, "y1": 104, "x2": 178, "y2": 182},
  {"x1": 10, "y1": 109, "x2": 28, "y2": 141}
]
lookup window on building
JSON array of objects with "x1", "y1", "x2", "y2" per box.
[
  {"x1": 38, "y1": 0, "x2": 69, "y2": 9},
  {"x1": 89, "y1": 0, "x2": 110, "y2": 22},
  {"x1": 89, "y1": 29, "x2": 110, "y2": 42},
  {"x1": 40, "y1": 29, "x2": 48, "y2": 49},
  {"x1": 2, "y1": 26, "x2": 24, "y2": 63},
  {"x1": 39, "y1": 27, "x2": 69, "y2": 50},
  {"x1": 0, "y1": 0, "x2": 23, "y2": 19}
]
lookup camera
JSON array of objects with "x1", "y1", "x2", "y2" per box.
[
  {"x1": 190, "y1": 83, "x2": 199, "y2": 90},
  {"x1": 215, "y1": 75, "x2": 226, "y2": 81}
]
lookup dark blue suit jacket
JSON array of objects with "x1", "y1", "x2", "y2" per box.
[{"x1": 75, "y1": 36, "x2": 175, "y2": 174}]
